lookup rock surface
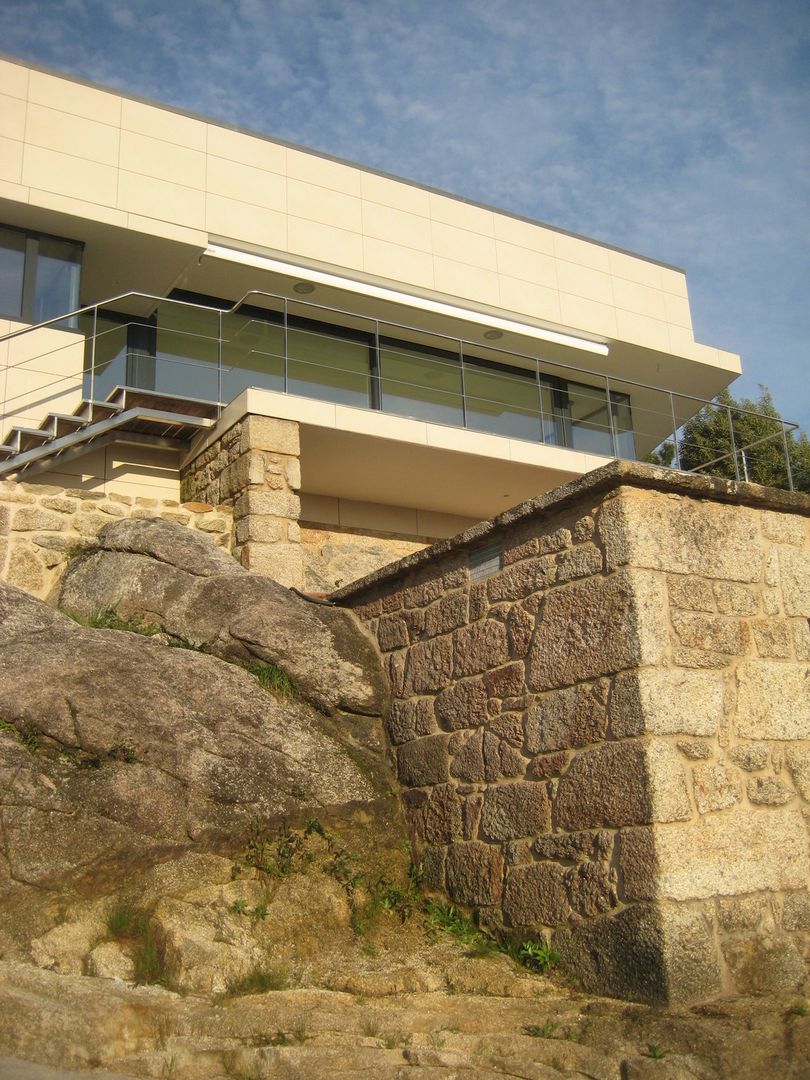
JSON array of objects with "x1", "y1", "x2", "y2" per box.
[
  {"x1": 60, "y1": 518, "x2": 388, "y2": 716},
  {"x1": 0, "y1": 577, "x2": 392, "y2": 954}
]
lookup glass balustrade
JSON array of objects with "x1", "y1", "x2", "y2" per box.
[{"x1": 70, "y1": 290, "x2": 793, "y2": 487}]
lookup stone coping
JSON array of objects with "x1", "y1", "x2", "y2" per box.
[{"x1": 330, "y1": 461, "x2": 810, "y2": 603}]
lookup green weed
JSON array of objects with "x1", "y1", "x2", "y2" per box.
[
  {"x1": 424, "y1": 900, "x2": 482, "y2": 946},
  {"x1": 244, "y1": 660, "x2": 297, "y2": 698},
  {"x1": 525, "y1": 1021, "x2": 558, "y2": 1038},
  {"x1": 230, "y1": 898, "x2": 268, "y2": 920},
  {"x1": 109, "y1": 742, "x2": 137, "y2": 763},
  {"x1": 226, "y1": 965, "x2": 288, "y2": 996},
  {"x1": 85, "y1": 609, "x2": 160, "y2": 636},
  {"x1": 0, "y1": 717, "x2": 40, "y2": 754},
  {"x1": 107, "y1": 900, "x2": 138, "y2": 938},
  {"x1": 105, "y1": 902, "x2": 172, "y2": 987},
  {"x1": 645, "y1": 1043, "x2": 667, "y2": 1059},
  {"x1": 515, "y1": 939, "x2": 559, "y2": 974},
  {"x1": 789, "y1": 1001, "x2": 809, "y2": 1018}
]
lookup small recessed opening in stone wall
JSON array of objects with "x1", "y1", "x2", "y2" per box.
[{"x1": 470, "y1": 540, "x2": 503, "y2": 581}]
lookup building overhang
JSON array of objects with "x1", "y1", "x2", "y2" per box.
[{"x1": 184, "y1": 387, "x2": 613, "y2": 522}]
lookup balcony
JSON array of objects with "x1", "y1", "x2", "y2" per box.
[{"x1": 0, "y1": 289, "x2": 800, "y2": 493}]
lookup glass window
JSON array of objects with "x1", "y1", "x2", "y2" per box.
[
  {"x1": 464, "y1": 361, "x2": 542, "y2": 441},
  {"x1": 0, "y1": 227, "x2": 25, "y2": 318},
  {"x1": 287, "y1": 323, "x2": 371, "y2": 408},
  {"x1": 34, "y1": 237, "x2": 82, "y2": 325},
  {"x1": 0, "y1": 225, "x2": 81, "y2": 326},
  {"x1": 379, "y1": 341, "x2": 463, "y2": 426}
]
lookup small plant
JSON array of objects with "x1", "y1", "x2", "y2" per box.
[
  {"x1": 107, "y1": 900, "x2": 138, "y2": 938},
  {"x1": 105, "y1": 902, "x2": 172, "y2": 987},
  {"x1": 110, "y1": 742, "x2": 137, "y2": 763},
  {"x1": 230, "y1": 898, "x2": 268, "y2": 920},
  {"x1": 18, "y1": 725, "x2": 41, "y2": 753},
  {"x1": 362, "y1": 1016, "x2": 382, "y2": 1039},
  {"x1": 789, "y1": 1001, "x2": 809, "y2": 1017},
  {"x1": 226, "y1": 965, "x2": 288, "y2": 996},
  {"x1": 160, "y1": 1056, "x2": 177, "y2": 1079},
  {"x1": 424, "y1": 900, "x2": 482, "y2": 946},
  {"x1": 86, "y1": 609, "x2": 160, "y2": 636},
  {"x1": 0, "y1": 718, "x2": 16, "y2": 737},
  {"x1": 525, "y1": 1021, "x2": 558, "y2": 1039},
  {"x1": 645, "y1": 1043, "x2": 667, "y2": 1060},
  {"x1": 133, "y1": 920, "x2": 170, "y2": 986},
  {"x1": 427, "y1": 1031, "x2": 446, "y2": 1050},
  {"x1": 76, "y1": 751, "x2": 102, "y2": 769},
  {"x1": 516, "y1": 939, "x2": 559, "y2": 974},
  {"x1": 244, "y1": 660, "x2": 296, "y2": 698}
]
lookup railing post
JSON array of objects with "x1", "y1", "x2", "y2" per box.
[
  {"x1": 89, "y1": 305, "x2": 97, "y2": 402},
  {"x1": 459, "y1": 340, "x2": 467, "y2": 429},
  {"x1": 283, "y1": 298, "x2": 288, "y2": 393},
  {"x1": 782, "y1": 422, "x2": 795, "y2": 492},
  {"x1": 217, "y1": 309, "x2": 223, "y2": 417},
  {"x1": 669, "y1": 391, "x2": 682, "y2": 469},
  {"x1": 727, "y1": 406, "x2": 741, "y2": 481},
  {"x1": 536, "y1": 358, "x2": 546, "y2": 444},
  {"x1": 605, "y1": 375, "x2": 619, "y2": 458}
]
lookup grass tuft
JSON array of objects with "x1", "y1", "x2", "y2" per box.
[
  {"x1": 244, "y1": 660, "x2": 297, "y2": 698},
  {"x1": 525, "y1": 1021, "x2": 558, "y2": 1038},
  {"x1": 226, "y1": 965, "x2": 288, "y2": 996}
]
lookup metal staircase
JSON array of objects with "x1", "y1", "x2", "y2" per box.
[{"x1": 0, "y1": 386, "x2": 218, "y2": 479}]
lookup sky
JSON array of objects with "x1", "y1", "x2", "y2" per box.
[{"x1": 3, "y1": 0, "x2": 809, "y2": 433}]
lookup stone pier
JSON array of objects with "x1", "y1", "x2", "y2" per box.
[{"x1": 180, "y1": 415, "x2": 303, "y2": 588}]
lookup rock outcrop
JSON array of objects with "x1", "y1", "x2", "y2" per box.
[
  {"x1": 59, "y1": 518, "x2": 388, "y2": 716},
  {"x1": 0, "y1": 524, "x2": 394, "y2": 959}
]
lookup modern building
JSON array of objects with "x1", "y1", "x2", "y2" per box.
[{"x1": 0, "y1": 54, "x2": 744, "y2": 589}]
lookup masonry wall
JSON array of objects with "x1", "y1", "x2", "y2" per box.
[
  {"x1": 0, "y1": 479, "x2": 232, "y2": 600},
  {"x1": 181, "y1": 415, "x2": 443, "y2": 592},
  {"x1": 335, "y1": 465, "x2": 810, "y2": 1004}
]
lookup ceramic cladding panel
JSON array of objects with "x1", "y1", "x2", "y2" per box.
[{"x1": 0, "y1": 58, "x2": 700, "y2": 355}]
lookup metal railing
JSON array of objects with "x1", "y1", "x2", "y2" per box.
[{"x1": 0, "y1": 290, "x2": 801, "y2": 489}]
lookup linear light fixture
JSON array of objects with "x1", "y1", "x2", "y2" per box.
[{"x1": 204, "y1": 244, "x2": 610, "y2": 357}]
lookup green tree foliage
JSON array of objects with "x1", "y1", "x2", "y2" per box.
[{"x1": 648, "y1": 387, "x2": 809, "y2": 493}]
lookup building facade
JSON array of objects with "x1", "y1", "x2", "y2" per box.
[{"x1": 0, "y1": 54, "x2": 743, "y2": 589}]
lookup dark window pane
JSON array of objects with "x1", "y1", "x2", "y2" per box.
[
  {"x1": 34, "y1": 237, "x2": 81, "y2": 325},
  {"x1": 287, "y1": 325, "x2": 370, "y2": 407},
  {"x1": 610, "y1": 392, "x2": 636, "y2": 459},
  {"x1": 379, "y1": 343, "x2": 463, "y2": 426},
  {"x1": 567, "y1": 381, "x2": 615, "y2": 455},
  {"x1": 464, "y1": 363, "x2": 542, "y2": 441},
  {"x1": 0, "y1": 227, "x2": 25, "y2": 318},
  {"x1": 154, "y1": 302, "x2": 219, "y2": 399},
  {"x1": 221, "y1": 312, "x2": 284, "y2": 400}
]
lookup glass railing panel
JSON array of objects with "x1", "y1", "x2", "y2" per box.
[
  {"x1": 379, "y1": 343, "x2": 463, "y2": 426},
  {"x1": 81, "y1": 316, "x2": 128, "y2": 401},
  {"x1": 220, "y1": 311, "x2": 284, "y2": 400},
  {"x1": 153, "y1": 301, "x2": 220, "y2": 400},
  {"x1": 287, "y1": 325, "x2": 371, "y2": 407},
  {"x1": 610, "y1": 391, "x2": 636, "y2": 459},
  {"x1": 463, "y1": 363, "x2": 543, "y2": 441},
  {"x1": 566, "y1": 379, "x2": 615, "y2": 456}
]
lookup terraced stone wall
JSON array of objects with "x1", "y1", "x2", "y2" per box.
[
  {"x1": 0, "y1": 479, "x2": 232, "y2": 600},
  {"x1": 334, "y1": 463, "x2": 810, "y2": 1004}
]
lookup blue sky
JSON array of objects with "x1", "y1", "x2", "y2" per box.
[{"x1": 4, "y1": 0, "x2": 809, "y2": 432}]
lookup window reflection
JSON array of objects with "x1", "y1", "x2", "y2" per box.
[{"x1": 0, "y1": 224, "x2": 82, "y2": 327}]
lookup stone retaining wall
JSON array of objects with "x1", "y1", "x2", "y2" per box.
[
  {"x1": 0, "y1": 479, "x2": 232, "y2": 600},
  {"x1": 334, "y1": 462, "x2": 810, "y2": 1004}
]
